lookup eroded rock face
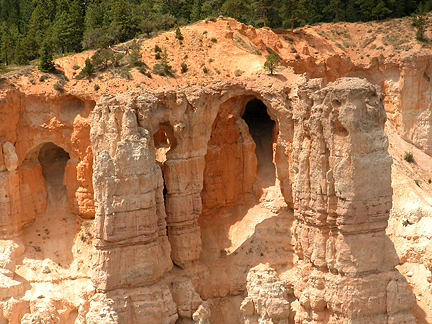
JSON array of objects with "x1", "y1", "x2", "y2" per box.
[
  {"x1": 88, "y1": 78, "x2": 295, "y2": 321},
  {"x1": 241, "y1": 264, "x2": 291, "y2": 324},
  {"x1": 288, "y1": 77, "x2": 415, "y2": 323},
  {"x1": 88, "y1": 77, "x2": 414, "y2": 323},
  {"x1": 0, "y1": 92, "x2": 95, "y2": 238}
]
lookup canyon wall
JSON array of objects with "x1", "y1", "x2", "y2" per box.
[
  {"x1": 1, "y1": 17, "x2": 431, "y2": 323},
  {"x1": 87, "y1": 76, "x2": 415, "y2": 323},
  {"x1": 0, "y1": 91, "x2": 95, "y2": 239}
]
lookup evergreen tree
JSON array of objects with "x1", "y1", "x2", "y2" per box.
[
  {"x1": 282, "y1": 0, "x2": 306, "y2": 30},
  {"x1": 14, "y1": 37, "x2": 30, "y2": 65},
  {"x1": 0, "y1": 22, "x2": 12, "y2": 65},
  {"x1": 221, "y1": 0, "x2": 250, "y2": 21},
  {"x1": 371, "y1": 0, "x2": 392, "y2": 20},
  {"x1": 323, "y1": 0, "x2": 344, "y2": 22},
  {"x1": 5, "y1": 24, "x2": 21, "y2": 65},
  {"x1": 251, "y1": 0, "x2": 272, "y2": 26},
  {"x1": 51, "y1": 0, "x2": 84, "y2": 53},
  {"x1": 24, "y1": 4, "x2": 50, "y2": 59},
  {"x1": 412, "y1": 3, "x2": 428, "y2": 42},
  {"x1": 39, "y1": 40, "x2": 55, "y2": 73},
  {"x1": 264, "y1": 54, "x2": 279, "y2": 74},
  {"x1": 107, "y1": 0, "x2": 132, "y2": 42},
  {"x1": 190, "y1": 0, "x2": 203, "y2": 21}
]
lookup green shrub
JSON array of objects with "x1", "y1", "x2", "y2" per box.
[
  {"x1": 94, "y1": 84, "x2": 100, "y2": 91},
  {"x1": 119, "y1": 67, "x2": 132, "y2": 80},
  {"x1": 39, "y1": 74, "x2": 49, "y2": 82},
  {"x1": 155, "y1": 52, "x2": 161, "y2": 60},
  {"x1": 92, "y1": 49, "x2": 123, "y2": 70},
  {"x1": 234, "y1": 69, "x2": 243, "y2": 77},
  {"x1": 153, "y1": 64, "x2": 167, "y2": 76},
  {"x1": 76, "y1": 58, "x2": 94, "y2": 79},
  {"x1": 404, "y1": 151, "x2": 414, "y2": 163},
  {"x1": 203, "y1": 66, "x2": 209, "y2": 74},
  {"x1": 155, "y1": 44, "x2": 162, "y2": 53},
  {"x1": 175, "y1": 27, "x2": 184, "y2": 41},
  {"x1": 138, "y1": 65, "x2": 147, "y2": 74},
  {"x1": 53, "y1": 81, "x2": 65, "y2": 91},
  {"x1": 72, "y1": 64, "x2": 80, "y2": 70},
  {"x1": 181, "y1": 63, "x2": 188, "y2": 73},
  {"x1": 155, "y1": 48, "x2": 172, "y2": 75}
]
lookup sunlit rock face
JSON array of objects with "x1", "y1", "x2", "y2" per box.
[{"x1": 87, "y1": 77, "x2": 413, "y2": 323}]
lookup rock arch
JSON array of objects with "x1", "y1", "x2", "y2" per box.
[
  {"x1": 88, "y1": 78, "x2": 414, "y2": 323},
  {"x1": 37, "y1": 142, "x2": 70, "y2": 199},
  {"x1": 241, "y1": 98, "x2": 277, "y2": 191}
]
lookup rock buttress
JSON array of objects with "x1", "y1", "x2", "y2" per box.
[{"x1": 289, "y1": 77, "x2": 415, "y2": 323}]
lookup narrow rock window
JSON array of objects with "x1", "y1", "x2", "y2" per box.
[
  {"x1": 241, "y1": 98, "x2": 276, "y2": 187},
  {"x1": 153, "y1": 122, "x2": 176, "y2": 205},
  {"x1": 38, "y1": 142, "x2": 70, "y2": 198},
  {"x1": 153, "y1": 122, "x2": 176, "y2": 164}
]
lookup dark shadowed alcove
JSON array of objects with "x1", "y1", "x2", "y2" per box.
[
  {"x1": 38, "y1": 142, "x2": 70, "y2": 198},
  {"x1": 241, "y1": 98, "x2": 276, "y2": 188}
]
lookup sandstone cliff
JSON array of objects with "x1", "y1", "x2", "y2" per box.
[{"x1": 0, "y1": 16, "x2": 431, "y2": 324}]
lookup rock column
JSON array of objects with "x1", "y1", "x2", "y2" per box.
[{"x1": 290, "y1": 78, "x2": 415, "y2": 323}]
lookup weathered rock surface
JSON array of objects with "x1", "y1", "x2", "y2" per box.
[
  {"x1": 241, "y1": 264, "x2": 291, "y2": 324},
  {"x1": 2, "y1": 17, "x2": 432, "y2": 324},
  {"x1": 86, "y1": 76, "x2": 415, "y2": 323},
  {"x1": 286, "y1": 77, "x2": 415, "y2": 323}
]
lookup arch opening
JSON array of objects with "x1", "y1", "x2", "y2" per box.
[
  {"x1": 241, "y1": 98, "x2": 276, "y2": 189},
  {"x1": 38, "y1": 142, "x2": 70, "y2": 199},
  {"x1": 154, "y1": 122, "x2": 177, "y2": 164}
]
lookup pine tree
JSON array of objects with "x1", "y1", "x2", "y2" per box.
[
  {"x1": 412, "y1": 3, "x2": 428, "y2": 42},
  {"x1": 264, "y1": 54, "x2": 279, "y2": 74},
  {"x1": 190, "y1": 0, "x2": 203, "y2": 22},
  {"x1": 51, "y1": 0, "x2": 84, "y2": 54},
  {"x1": 282, "y1": 0, "x2": 306, "y2": 30},
  {"x1": 221, "y1": 0, "x2": 250, "y2": 21},
  {"x1": 24, "y1": 4, "x2": 50, "y2": 60},
  {"x1": 323, "y1": 0, "x2": 344, "y2": 22},
  {"x1": 80, "y1": 58, "x2": 94, "y2": 77},
  {"x1": 0, "y1": 22, "x2": 11, "y2": 65},
  {"x1": 39, "y1": 40, "x2": 55, "y2": 73},
  {"x1": 371, "y1": 0, "x2": 392, "y2": 20}
]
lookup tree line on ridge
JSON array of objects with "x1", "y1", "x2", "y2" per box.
[{"x1": 0, "y1": 0, "x2": 430, "y2": 67}]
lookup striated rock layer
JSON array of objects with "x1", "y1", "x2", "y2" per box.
[
  {"x1": 1, "y1": 17, "x2": 431, "y2": 323},
  {"x1": 286, "y1": 78, "x2": 415, "y2": 323},
  {"x1": 88, "y1": 76, "x2": 414, "y2": 323}
]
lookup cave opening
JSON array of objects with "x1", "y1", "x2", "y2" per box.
[
  {"x1": 38, "y1": 142, "x2": 70, "y2": 199},
  {"x1": 241, "y1": 98, "x2": 276, "y2": 188}
]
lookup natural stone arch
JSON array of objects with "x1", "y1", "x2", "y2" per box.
[
  {"x1": 37, "y1": 143, "x2": 70, "y2": 196},
  {"x1": 241, "y1": 97, "x2": 278, "y2": 191},
  {"x1": 201, "y1": 94, "x2": 281, "y2": 214},
  {"x1": 153, "y1": 122, "x2": 177, "y2": 165}
]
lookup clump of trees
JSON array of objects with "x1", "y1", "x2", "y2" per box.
[{"x1": 1, "y1": 0, "x2": 432, "y2": 67}]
